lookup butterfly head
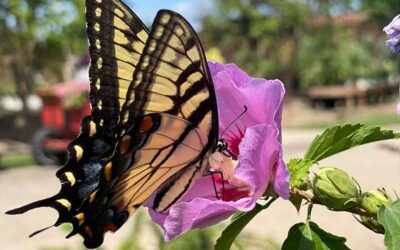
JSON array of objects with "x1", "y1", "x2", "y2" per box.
[{"x1": 216, "y1": 139, "x2": 237, "y2": 160}]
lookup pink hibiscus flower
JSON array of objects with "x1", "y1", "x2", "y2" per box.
[{"x1": 145, "y1": 62, "x2": 290, "y2": 241}]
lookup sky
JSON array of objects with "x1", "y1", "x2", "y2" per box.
[{"x1": 124, "y1": 0, "x2": 215, "y2": 30}]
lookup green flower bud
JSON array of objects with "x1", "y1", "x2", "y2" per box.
[
  {"x1": 312, "y1": 167, "x2": 361, "y2": 211},
  {"x1": 358, "y1": 215, "x2": 385, "y2": 234},
  {"x1": 360, "y1": 189, "x2": 392, "y2": 215}
]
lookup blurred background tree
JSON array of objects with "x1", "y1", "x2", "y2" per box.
[
  {"x1": 201, "y1": 0, "x2": 399, "y2": 92},
  {"x1": 201, "y1": 0, "x2": 311, "y2": 92},
  {"x1": 0, "y1": 0, "x2": 86, "y2": 112}
]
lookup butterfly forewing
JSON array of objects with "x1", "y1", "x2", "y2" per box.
[
  {"x1": 113, "y1": 10, "x2": 219, "y2": 213},
  {"x1": 86, "y1": 0, "x2": 149, "y2": 137}
]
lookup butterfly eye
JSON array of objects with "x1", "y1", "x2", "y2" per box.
[{"x1": 216, "y1": 139, "x2": 228, "y2": 152}]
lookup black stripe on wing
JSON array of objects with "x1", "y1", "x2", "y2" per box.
[
  {"x1": 86, "y1": 0, "x2": 149, "y2": 137},
  {"x1": 120, "y1": 10, "x2": 218, "y2": 139}
]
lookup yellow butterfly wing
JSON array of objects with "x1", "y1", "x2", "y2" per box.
[{"x1": 86, "y1": 0, "x2": 149, "y2": 137}]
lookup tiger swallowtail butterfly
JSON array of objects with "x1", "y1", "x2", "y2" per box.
[{"x1": 6, "y1": 0, "x2": 230, "y2": 248}]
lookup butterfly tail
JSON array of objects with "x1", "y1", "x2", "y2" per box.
[{"x1": 5, "y1": 195, "x2": 58, "y2": 215}]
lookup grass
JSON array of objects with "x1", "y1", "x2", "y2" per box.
[{"x1": 0, "y1": 153, "x2": 36, "y2": 169}]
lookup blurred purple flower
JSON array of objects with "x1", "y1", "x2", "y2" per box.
[
  {"x1": 145, "y1": 62, "x2": 289, "y2": 241},
  {"x1": 384, "y1": 14, "x2": 400, "y2": 53}
]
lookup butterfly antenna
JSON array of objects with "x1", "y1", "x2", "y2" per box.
[{"x1": 220, "y1": 105, "x2": 248, "y2": 138}]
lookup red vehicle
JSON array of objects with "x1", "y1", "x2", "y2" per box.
[{"x1": 32, "y1": 80, "x2": 90, "y2": 165}]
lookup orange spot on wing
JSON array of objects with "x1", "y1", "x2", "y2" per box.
[
  {"x1": 89, "y1": 190, "x2": 98, "y2": 203},
  {"x1": 119, "y1": 135, "x2": 131, "y2": 154},
  {"x1": 104, "y1": 162, "x2": 113, "y2": 181},
  {"x1": 127, "y1": 207, "x2": 136, "y2": 215},
  {"x1": 104, "y1": 223, "x2": 118, "y2": 233},
  {"x1": 139, "y1": 116, "x2": 154, "y2": 132},
  {"x1": 85, "y1": 226, "x2": 93, "y2": 238},
  {"x1": 75, "y1": 213, "x2": 85, "y2": 225},
  {"x1": 115, "y1": 199, "x2": 127, "y2": 210}
]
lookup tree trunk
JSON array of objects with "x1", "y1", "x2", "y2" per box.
[{"x1": 10, "y1": 61, "x2": 30, "y2": 113}]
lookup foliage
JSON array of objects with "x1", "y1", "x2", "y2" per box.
[
  {"x1": 288, "y1": 159, "x2": 314, "y2": 187},
  {"x1": 219, "y1": 122, "x2": 399, "y2": 249},
  {"x1": 378, "y1": 199, "x2": 400, "y2": 250},
  {"x1": 304, "y1": 124, "x2": 399, "y2": 161},
  {"x1": 296, "y1": 32, "x2": 384, "y2": 88},
  {"x1": 363, "y1": 0, "x2": 400, "y2": 26},
  {"x1": 215, "y1": 199, "x2": 276, "y2": 250},
  {"x1": 282, "y1": 221, "x2": 350, "y2": 250},
  {"x1": 202, "y1": 0, "x2": 400, "y2": 91},
  {"x1": 201, "y1": 0, "x2": 311, "y2": 90},
  {"x1": 0, "y1": 0, "x2": 86, "y2": 110}
]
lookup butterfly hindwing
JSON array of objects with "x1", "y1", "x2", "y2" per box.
[{"x1": 6, "y1": 0, "x2": 149, "y2": 244}]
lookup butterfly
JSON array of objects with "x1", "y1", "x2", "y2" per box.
[{"x1": 6, "y1": 0, "x2": 232, "y2": 248}]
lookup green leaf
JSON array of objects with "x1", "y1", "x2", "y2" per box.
[
  {"x1": 288, "y1": 158, "x2": 314, "y2": 187},
  {"x1": 289, "y1": 193, "x2": 303, "y2": 212},
  {"x1": 214, "y1": 204, "x2": 265, "y2": 250},
  {"x1": 304, "y1": 124, "x2": 398, "y2": 161},
  {"x1": 282, "y1": 221, "x2": 350, "y2": 250},
  {"x1": 377, "y1": 199, "x2": 400, "y2": 250}
]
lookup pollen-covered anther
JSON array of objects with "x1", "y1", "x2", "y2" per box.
[{"x1": 208, "y1": 152, "x2": 237, "y2": 183}]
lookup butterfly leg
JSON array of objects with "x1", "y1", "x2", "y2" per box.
[
  {"x1": 222, "y1": 149, "x2": 238, "y2": 161},
  {"x1": 206, "y1": 170, "x2": 225, "y2": 201}
]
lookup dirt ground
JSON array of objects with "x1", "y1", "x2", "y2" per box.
[
  {"x1": 1, "y1": 124, "x2": 399, "y2": 250},
  {"x1": 282, "y1": 98, "x2": 400, "y2": 128}
]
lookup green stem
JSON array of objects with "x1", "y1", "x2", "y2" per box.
[
  {"x1": 307, "y1": 203, "x2": 313, "y2": 221},
  {"x1": 262, "y1": 196, "x2": 278, "y2": 209}
]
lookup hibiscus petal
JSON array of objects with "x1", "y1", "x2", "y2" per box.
[
  {"x1": 273, "y1": 157, "x2": 290, "y2": 199},
  {"x1": 145, "y1": 62, "x2": 289, "y2": 241},
  {"x1": 211, "y1": 74, "x2": 285, "y2": 155},
  {"x1": 147, "y1": 124, "x2": 288, "y2": 240},
  {"x1": 208, "y1": 61, "x2": 251, "y2": 86}
]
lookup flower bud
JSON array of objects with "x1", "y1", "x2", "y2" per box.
[
  {"x1": 312, "y1": 167, "x2": 361, "y2": 211},
  {"x1": 360, "y1": 189, "x2": 392, "y2": 215}
]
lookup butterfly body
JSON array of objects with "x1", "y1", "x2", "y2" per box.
[{"x1": 6, "y1": 0, "x2": 221, "y2": 248}]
